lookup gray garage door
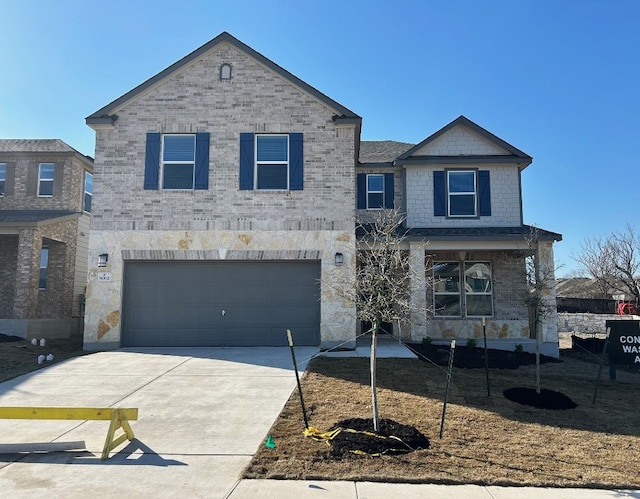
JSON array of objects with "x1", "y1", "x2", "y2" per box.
[{"x1": 122, "y1": 261, "x2": 320, "y2": 347}]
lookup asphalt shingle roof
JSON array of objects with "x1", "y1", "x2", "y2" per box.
[
  {"x1": 0, "y1": 210, "x2": 78, "y2": 224},
  {"x1": 0, "y1": 139, "x2": 78, "y2": 153},
  {"x1": 357, "y1": 224, "x2": 562, "y2": 242},
  {"x1": 359, "y1": 141, "x2": 414, "y2": 164}
]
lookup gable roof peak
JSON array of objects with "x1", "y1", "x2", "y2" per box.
[
  {"x1": 397, "y1": 115, "x2": 532, "y2": 166},
  {"x1": 86, "y1": 31, "x2": 360, "y2": 126}
]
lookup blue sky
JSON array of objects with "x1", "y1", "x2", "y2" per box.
[{"x1": 1, "y1": 0, "x2": 638, "y2": 275}]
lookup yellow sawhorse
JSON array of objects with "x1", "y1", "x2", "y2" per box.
[{"x1": 0, "y1": 407, "x2": 138, "y2": 460}]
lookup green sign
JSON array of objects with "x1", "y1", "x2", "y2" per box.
[{"x1": 606, "y1": 320, "x2": 640, "y2": 365}]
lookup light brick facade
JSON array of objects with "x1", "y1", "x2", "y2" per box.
[
  {"x1": 83, "y1": 33, "x2": 561, "y2": 355},
  {"x1": 84, "y1": 36, "x2": 358, "y2": 350}
]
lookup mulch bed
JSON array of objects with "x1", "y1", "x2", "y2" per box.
[
  {"x1": 319, "y1": 418, "x2": 430, "y2": 458},
  {"x1": 503, "y1": 387, "x2": 578, "y2": 410},
  {"x1": 407, "y1": 342, "x2": 562, "y2": 369}
]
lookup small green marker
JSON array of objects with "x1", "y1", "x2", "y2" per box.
[{"x1": 265, "y1": 434, "x2": 276, "y2": 449}]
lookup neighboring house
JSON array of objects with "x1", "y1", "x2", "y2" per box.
[
  {"x1": 83, "y1": 32, "x2": 562, "y2": 356},
  {"x1": 0, "y1": 139, "x2": 94, "y2": 338}
]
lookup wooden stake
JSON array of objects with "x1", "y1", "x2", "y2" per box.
[
  {"x1": 439, "y1": 339, "x2": 456, "y2": 439},
  {"x1": 287, "y1": 330, "x2": 309, "y2": 429}
]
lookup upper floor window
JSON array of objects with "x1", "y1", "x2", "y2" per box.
[
  {"x1": 0, "y1": 163, "x2": 5, "y2": 196},
  {"x1": 84, "y1": 172, "x2": 93, "y2": 213},
  {"x1": 366, "y1": 174, "x2": 385, "y2": 209},
  {"x1": 433, "y1": 261, "x2": 493, "y2": 317},
  {"x1": 356, "y1": 172, "x2": 394, "y2": 210},
  {"x1": 144, "y1": 132, "x2": 209, "y2": 191},
  {"x1": 434, "y1": 170, "x2": 491, "y2": 218},
  {"x1": 39, "y1": 246, "x2": 49, "y2": 289},
  {"x1": 38, "y1": 163, "x2": 55, "y2": 197},
  {"x1": 448, "y1": 170, "x2": 476, "y2": 217},
  {"x1": 239, "y1": 132, "x2": 303, "y2": 191},
  {"x1": 256, "y1": 135, "x2": 289, "y2": 190},
  {"x1": 162, "y1": 135, "x2": 196, "y2": 189}
]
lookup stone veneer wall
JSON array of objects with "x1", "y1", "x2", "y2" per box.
[
  {"x1": 84, "y1": 229, "x2": 356, "y2": 350},
  {"x1": 557, "y1": 312, "x2": 640, "y2": 335},
  {"x1": 425, "y1": 318, "x2": 529, "y2": 340}
]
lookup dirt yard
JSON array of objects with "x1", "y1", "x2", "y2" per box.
[
  {"x1": 245, "y1": 345, "x2": 640, "y2": 489},
  {"x1": 0, "y1": 334, "x2": 87, "y2": 384}
]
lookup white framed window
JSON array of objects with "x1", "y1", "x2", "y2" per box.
[
  {"x1": 161, "y1": 134, "x2": 196, "y2": 189},
  {"x1": 464, "y1": 261, "x2": 493, "y2": 316},
  {"x1": 39, "y1": 246, "x2": 49, "y2": 290},
  {"x1": 447, "y1": 170, "x2": 477, "y2": 217},
  {"x1": 0, "y1": 163, "x2": 5, "y2": 196},
  {"x1": 433, "y1": 261, "x2": 493, "y2": 317},
  {"x1": 84, "y1": 172, "x2": 93, "y2": 213},
  {"x1": 38, "y1": 163, "x2": 55, "y2": 197},
  {"x1": 433, "y1": 262, "x2": 461, "y2": 317},
  {"x1": 255, "y1": 134, "x2": 289, "y2": 190},
  {"x1": 366, "y1": 174, "x2": 384, "y2": 209}
]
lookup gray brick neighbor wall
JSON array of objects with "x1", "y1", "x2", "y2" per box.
[{"x1": 0, "y1": 143, "x2": 93, "y2": 338}]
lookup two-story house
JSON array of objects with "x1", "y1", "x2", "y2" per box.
[
  {"x1": 83, "y1": 32, "x2": 562, "y2": 356},
  {"x1": 0, "y1": 139, "x2": 94, "y2": 339}
]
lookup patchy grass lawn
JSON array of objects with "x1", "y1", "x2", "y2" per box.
[{"x1": 244, "y1": 353, "x2": 640, "y2": 489}]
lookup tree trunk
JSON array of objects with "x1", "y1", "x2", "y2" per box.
[
  {"x1": 535, "y1": 310, "x2": 541, "y2": 395},
  {"x1": 370, "y1": 319, "x2": 380, "y2": 432}
]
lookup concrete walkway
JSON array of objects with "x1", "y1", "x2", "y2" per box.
[{"x1": 0, "y1": 343, "x2": 638, "y2": 498}]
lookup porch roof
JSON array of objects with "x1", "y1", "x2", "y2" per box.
[
  {"x1": 357, "y1": 223, "x2": 562, "y2": 242},
  {"x1": 0, "y1": 210, "x2": 80, "y2": 228}
]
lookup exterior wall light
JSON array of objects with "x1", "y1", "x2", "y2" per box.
[
  {"x1": 98, "y1": 253, "x2": 109, "y2": 267},
  {"x1": 335, "y1": 252, "x2": 344, "y2": 266}
]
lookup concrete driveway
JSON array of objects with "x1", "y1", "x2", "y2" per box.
[{"x1": 0, "y1": 346, "x2": 318, "y2": 498}]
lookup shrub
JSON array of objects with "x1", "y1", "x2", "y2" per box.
[
  {"x1": 466, "y1": 338, "x2": 477, "y2": 348},
  {"x1": 422, "y1": 336, "x2": 433, "y2": 345},
  {"x1": 514, "y1": 343, "x2": 524, "y2": 353}
]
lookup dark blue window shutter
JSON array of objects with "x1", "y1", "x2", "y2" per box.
[
  {"x1": 384, "y1": 173, "x2": 395, "y2": 209},
  {"x1": 194, "y1": 132, "x2": 210, "y2": 190},
  {"x1": 144, "y1": 133, "x2": 160, "y2": 190},
  {"x1": 357, "y1": 173, "x2": 366, "y2": 209},
  {"x1": 239, "y1": 133, "x2": 254, "y2": 190},
  {"x1": 478, "y1": 170, "x2": 491, "y2": 216},
  {"x1": 289, "y1": 132, "x2": 303, "y2": 190},
  {"x1": 434, "y1": 170, "x2": 446, "y2": 216}
]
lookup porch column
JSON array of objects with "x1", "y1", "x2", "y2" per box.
[
  {"x1": 408, "y1": 241, "x2": 427, "y2": 341},
  {"x1": 537, "y1": 240, "x2": 559, "y2": 344},
  {"x1": 13, "y1": 228, "x2": 42, "y2": 319}
]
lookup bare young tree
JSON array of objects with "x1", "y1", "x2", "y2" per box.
[
  {"x1": 506, "y1": 226, "x2": 560, "y2": 394},
  {"x1": 524, "y1": 228, "x2": 558, "y2": 394},
  {"x1": 574, "y1": 225, "x2": 640, "y2": 304},
  {"x1": 324, "y1": 208, "x2": 430, "y2": 431}
]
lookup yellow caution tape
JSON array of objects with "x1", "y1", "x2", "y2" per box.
[{"x1": 303, "y1": 426, "x2": 416, "y2": 456}]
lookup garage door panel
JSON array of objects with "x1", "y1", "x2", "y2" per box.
[
  {"x1": 128, "y1": 328, "x2": 226, "y2": 347},
  {"x1": 122, "y1": 261, "x2": 320, "y2": 347}
]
